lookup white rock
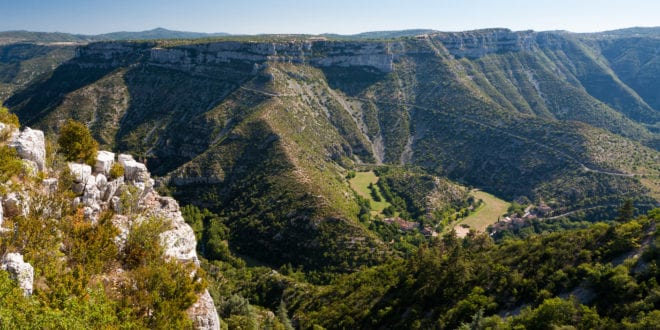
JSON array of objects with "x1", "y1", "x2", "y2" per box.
[
  {"x1": 9, "y1": 127, "x2": 46, "y2": 172},
  {"x1": 67, "y1": 163, "x2": 92, "y2": 183},
  {"x1": 95, "y1": 151, "x2": 115, "y2": 175},
  {"x1": 3, "y1": 192, "x2": 22, "y2": 217},
  {"x1": 144, "y1": 194, "x2": 199, "y2": 264},
  {"x1": 42, "y1": 178, "x2": 58, "y2": 193},
  {"x1": 187, "y1": 290, "x2": 221, "y2": 330},
  {"x1": 111, "y1": 196, "x2": 122, "y2": 214},
  {"x1": 123, "y1": 160, "x2": 149, "y2": 183},
  {"x1": 1, "y1": 253, "x2": 34, "y2": 296},
  {"x1": 83, "y1": 185, "x2": 100, "y2": 206},
  {"x1": 72, "y1": 182, "x2": 85, "y2": 195},
  {"x1": 118, "y1": 154, "x2": 134, "y2": 166},
  {"x1": 102, "y1": 177, "x2": 123, "y2": 202},
  {"x1": 96, "y1": 174, "x2": 108, "y2": 189}
]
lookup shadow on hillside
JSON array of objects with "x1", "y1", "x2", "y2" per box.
[
  {"x1": 320, "y1": 65, "x2": 386, "y2": 97},
  {"x1": 116, "y1": 62, "x2": 267, "y2": 175},
  {"x1": 5, "y1": 62, "x2": 117, "y2": 126}
]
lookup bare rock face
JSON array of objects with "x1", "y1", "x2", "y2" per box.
[
  {"x1": 3, "y1": 192, "x2": 24, "y2": 218},
  {"x1": 1, "y1": 253, "x2": 34, "y2": 296},
  {"x1": 187, "y1": 290, "x2": 221, "y2": 330},
  {"x1": 140, "y1": 192, "x2": 199, "y2": 264},
  {"x1": 9, "y1": 127, "x2": 46, "y2": 172},
  {"x1": 138, "y1": 191, "x2": 220, "y2": 329},
  {"x1": 95, "y1": 151, "x2": 115, "y2": 176},
  {"x1": 118, "y1": 154, "x2": 149, "y2": 183},
  {"x1": 68, "y1": 163, "x2": 92, "y2": 183}
]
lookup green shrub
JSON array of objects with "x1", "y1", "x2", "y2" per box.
[
  {"x1": 122, "y1": 216, "x2": 170, "y2": 269},
  {"x1": 0, "y1": 106, "x2": 19, "y2": 127},
  {"x1": 0, "y1": 145, "x2": 23, "y2": 183},
  {"x1": 109, "y1": 162, "x2": 124, "y2": 180},
  {"x1": 57, "y1": 120, "x2": 98, "y2": 166}
]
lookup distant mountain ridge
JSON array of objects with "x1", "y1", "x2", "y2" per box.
[
  {"x1": 2, "y1": 26, "x2": 659, "y2": 44},
  {"x1": 0, "y1": 27, "x2": 231, "y2": 43}
]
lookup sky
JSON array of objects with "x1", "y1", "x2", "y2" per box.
[{"x1": 1, "y1": 0, "x2": 659, "y2": 35}]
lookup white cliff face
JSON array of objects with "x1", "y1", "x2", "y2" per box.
[
  {"x1": 148, "y1": 40, "x2": 397, "y2": 73},
  {"x1": 1, "y1": 253, "x2": 34, "y2": 296},
  {"x1": 187, "y1": 290, "x2": 221, "y2": 330},
  {"x1": 141, "y1": 193, "x2": 199, "y2": 264},
  {"x1": 429, "y1": 29, "x2": 536, "y2": 59},
  {"x1": 99, "y1": 151, "x2": 220, "y2": 329},
  {"x1": 9, "y1": 127, "x2": 46, "y2": 172}
]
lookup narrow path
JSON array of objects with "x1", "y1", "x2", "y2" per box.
[{"x1": 233, "y1": 85, "x2": 642, "y2": 178}]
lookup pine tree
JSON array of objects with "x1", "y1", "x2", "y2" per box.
[{"x1": 57, "y1": 119, "x2": 98, "y2": 166}]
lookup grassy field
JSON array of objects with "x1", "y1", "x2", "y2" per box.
[
  {"x1": 455, "y1": 190, "x2": 510, "y2": 237},
  {"x1": 349, "y1": 171, "x2": 392, "y2": 215}
]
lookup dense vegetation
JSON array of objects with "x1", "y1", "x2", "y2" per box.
[{"x1": 183, "y1": 207, "x2": 660, "y2": 329}]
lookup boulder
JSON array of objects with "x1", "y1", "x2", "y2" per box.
[
  {"x1": 1, "y1": 253, "x2": 34, "y2": 296},
  {"x1": 123, "y1": 160, "x2": 149, "y2": 183},
  {"x1": 68, "y1": 163, "x2": 92, "y2": 183},
  {"x1": 3, "y1": 192, "x2": 23, "y2": 217},
  {"x1": 9, "y1": 127, "x2": 46, "y2": 172},
  {"x1": 118, "y1": 154, "x2": 134, "y2": 166},
  {"x1": 95, "y1": 151, "x2": 115, "y2": 175}
]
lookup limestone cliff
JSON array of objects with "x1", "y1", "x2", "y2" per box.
[{"x1": 0, "y1": 123, "x2": 220, "y2": 329}]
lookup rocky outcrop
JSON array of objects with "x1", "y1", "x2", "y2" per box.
[
  {"x1": 118, "y1": 154, "x2": 149, "y2": 183},
  {"x1": 95, "y1": 150, "x2": 115, "y2": 176},
  {"x1": 1, "y1": 253, "x2": 34, "y2": 296},
  {"x1": 148, "y1": 40, "x2": 396, "y2": 73},
  {"x1": 187, "y1": 290, "x2": 221, "y2": 330},
  {"x1": 429, "y1": 28, "x2": 536, "y2": 59},
  {"x1": 1, "y1": 121, "x2": 219, "y2": 326},
  {"x1": 71, "y1": 150, "x2": 219, "y2": 329},
  {"x1": 9, "y1": 127, "x2": 46, "y2": 172}
]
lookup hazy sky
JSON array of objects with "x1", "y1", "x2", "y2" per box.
[{"x1": 1, "y1": 0, "x2": 659, "y2": 35}]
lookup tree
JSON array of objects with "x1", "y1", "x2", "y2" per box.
[
  {"x1": 57, "y1": 120, "x2": 98, "y2": 166},
  {"x1": 616, "y1": 199, "x2": 635, "y2": 222}
]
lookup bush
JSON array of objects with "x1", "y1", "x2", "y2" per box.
[
  {"x1": 0, "y1": 145, "x2": 23, "y2": 183},
  {"x1": 122, "y1": 216, "x2": 170, "y2": 269},
  {"x1": 0, "y1": 106, "x2": 19, "y2": 127},
  {"x1": 109, "y1": 162, "x2": 124, "y2": 180},
  {"x1": 57, "y1": 120, "x2": 98, "y2": 166}
]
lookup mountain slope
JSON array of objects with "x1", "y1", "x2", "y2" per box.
[{"x1": 4, "y1": 30, "x2": 659, "y2": 270}]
